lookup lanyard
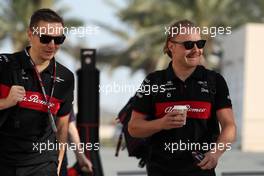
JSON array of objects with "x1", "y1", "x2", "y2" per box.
[{"x1": 28, "y1": 55, "x2": 58, "y2": 133}]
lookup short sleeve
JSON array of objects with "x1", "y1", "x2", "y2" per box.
[
  {"x1": 215, "y1": 73, "x2": 232, "y2": 110},
  {"x1": 0, "y1": 54, "x2": 9, "y2": 73},
  {"x1": 0, "y1": 54, "x2": 10, "y2": 98},
  {"x1": 69, "y1": 110, "x2": 76, "y2": 122},
  {"x1": 56, "y1": 74, "x2": 74, "y2": 117},
  {"x1": 0, "y1": 55, "x2": 3, "y2": 98},
  {"x1": 132, "y1": 74, "x2": 154, "y2": 115},
  {"x1": 0, "y1": 55, "x2": 2, "y2": 73}
]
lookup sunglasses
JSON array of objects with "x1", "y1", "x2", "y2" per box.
[
  {"x1": 39, "y1": 34, "x2": 66, "y2": 45},
  {"x1": 170, "y1": 40, "x2": 206, "y2": 50}
]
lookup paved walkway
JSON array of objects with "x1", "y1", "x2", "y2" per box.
[{"x1": 67, "y1": 147, "x2": 264, "y2": 176}]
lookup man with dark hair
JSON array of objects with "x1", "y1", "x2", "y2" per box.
[
  {"x1": 29, "y1": 8, "x2": 64, "y2": 29},
  {"x1": 0, "y1": 8, "x2": 73, "y2": 176},
  {"x1": 128, "y1": 19, "x2": 236, "y2": 175}
]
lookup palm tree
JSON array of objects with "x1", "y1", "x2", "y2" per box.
[
  {"x1": 0, "y1": 0, "x2": 84, "y2": 59},
  {"x1": 98, "y1": 0, "x2": 264, "y2": 72}
]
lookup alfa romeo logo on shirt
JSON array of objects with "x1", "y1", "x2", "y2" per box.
[
  {"x1": 164, "y1": 105, "x2": 206, "y2": 113},
  {"x1": 22, "y1": 94, "x2": 55, "y2": 107}
]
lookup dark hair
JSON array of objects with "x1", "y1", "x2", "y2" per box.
[
  {"x1": 29, "y1": 8, "x2": 64, "y2": 30},
  {"x1": 163, "y1": 19, "x2": 196, "y2": 58}
]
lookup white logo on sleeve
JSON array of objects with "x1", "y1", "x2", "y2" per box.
[
  {"x1": 166, "y1": 92, "x2": 171, "y2": 98},
  {"x1": 51, "y1": 76, "x2": 65, "y2": 83}
]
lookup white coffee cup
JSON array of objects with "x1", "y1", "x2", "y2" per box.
[{"x1": 173, "y1": 105, "x2": 188, "y2": 125}]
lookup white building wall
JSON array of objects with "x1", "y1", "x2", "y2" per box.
[
  {"x1": 222, "y1": 25, "x2": 245, "y2": 149},
  {"x1": 222, "y1": 23, "x2": 264, "y2": 152},
  {"x1": 242, "y1": 24, "x2": 264, "y2": 151}
]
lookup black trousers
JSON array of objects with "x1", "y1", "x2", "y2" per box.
[{"x1": 0, "y1": 161, "x2": 58, "y2": 176}]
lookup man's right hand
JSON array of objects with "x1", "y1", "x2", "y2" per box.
[
  {"x1": 5, "y1": 85, "x2": 25, "y2": 107},
  {"x1": 159, "y1": 111, "x2": 186, "y2": 130}
]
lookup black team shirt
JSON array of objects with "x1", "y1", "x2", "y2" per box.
[
  {"x1": 0, "y1": 47, "x2": 74, "y2": 166},
  {"x1": 132, "y1": 62, "x2": 232, "y2": 174}
]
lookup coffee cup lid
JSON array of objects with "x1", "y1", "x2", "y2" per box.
[{"x1": 173, "y1": 105, "x2": 188, "y2": 110}]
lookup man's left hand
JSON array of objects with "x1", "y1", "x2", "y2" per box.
[
  {"x1": 77, "y1": 153, "x2": 93, "y2": 173},
  {"x1": 197, "y1": 151, "x2": 222, "y2": 170}
]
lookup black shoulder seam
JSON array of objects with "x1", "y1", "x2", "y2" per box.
[{"x1": 148, "y1": 69, "x2": 166, "y2": 84}]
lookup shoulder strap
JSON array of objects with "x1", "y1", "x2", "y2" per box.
[
  {"x1": 206, "y1": 70, "x2": 216, "y2": 105},
  {"x1": 115, "y1": 97, "x2": 135, "y2": 157},
  {"x1": 0, "y1": 53, "x2": 23, "y2": 128},
  {"x1": 10, "y1": 53, "x2": 24, "y2": 128},
  {"x1": 9, "y1": 53, "x2": 24, "y2": 86},
  {"x1": 206, "y1": 70, "x2": 220, "y2": 141}
]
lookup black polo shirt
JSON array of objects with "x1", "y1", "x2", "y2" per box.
[
  {"x1": 132, "y1": 62, "x2": 232, "y2": 174},
  {"x1": 0, "y1": 47, "x2": 74, "y2": 166}
]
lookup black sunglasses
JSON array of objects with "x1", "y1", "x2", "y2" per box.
[
  {"x1": 39, "y1": 34, "x2": 66, "y2": 45},
  {"x1": 170, "y1": 40, "x2": 206, "y2": 50}
]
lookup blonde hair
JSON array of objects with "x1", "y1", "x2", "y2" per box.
[{"x1": 163, "y1": 20, "x2": 196, "y2": 58}]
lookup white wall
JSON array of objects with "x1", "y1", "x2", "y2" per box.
[
  {"x1": 222, "y1": 23, "x2": 264, "y2": 152},
  {"x1": 222, "y1": 25, "x2": 246, "y2": 149},
  {"x1": 242, "y1": 24, "x2": 264, "y2": 151}
]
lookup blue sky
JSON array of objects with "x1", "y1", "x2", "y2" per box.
[{"x1": 59, "y1": 0, "x2": 128, "y2": 48}]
